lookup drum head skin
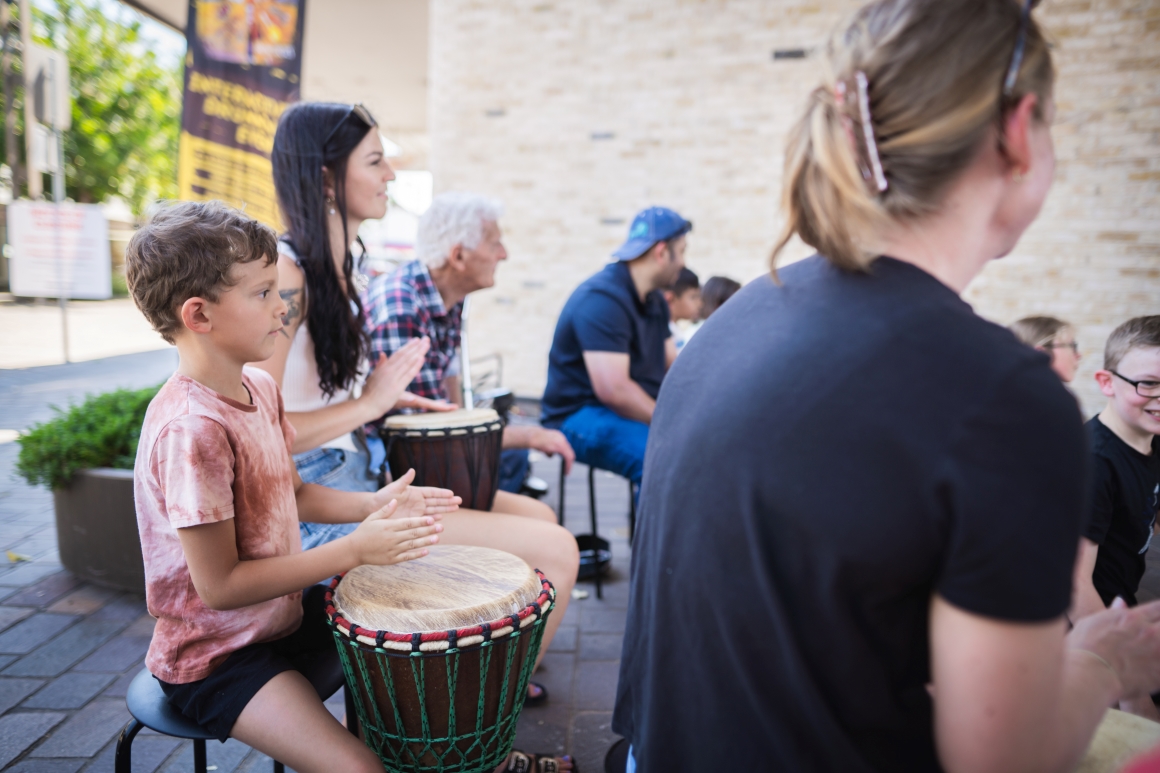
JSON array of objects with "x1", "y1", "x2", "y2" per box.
[
  {"x1": 336, "y1": 545, "x2": 540, "y2": 634},
  {"x1": 385, "y1": 409, "x2": 500, "y2": 432},
  {"x1": 1078, "y1": 709, "x2": 1160, "y2": 773}
]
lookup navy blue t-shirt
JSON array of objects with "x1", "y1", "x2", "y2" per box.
[
  {"x1": 613, "y1": 256, "x2": 1087, "y2": 772},
  {"x1": 541, "y1": 261, "x2": 670, "y2": 427}
]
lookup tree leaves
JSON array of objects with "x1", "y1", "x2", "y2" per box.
[{"x1": 1, "y1": 0, "x2": 181, "y2": 214}]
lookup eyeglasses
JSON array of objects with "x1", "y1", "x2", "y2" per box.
[
  {"x1": 1002, "y1": 0, "x2": 1037, "y2": 99},
  {"x1": 1109, "y1": 370, "x2": 1160, "y2": 398},
  {"x1": 1044, "y1": 341, "x2": 1079, "y2": 355},
  {"x1": 322, "y1": 103, "x2": 377, "y2": 151}
]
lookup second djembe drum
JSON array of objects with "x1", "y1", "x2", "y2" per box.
[
  {"x1": 384, "y1": 409, "x2": 505, "y2": 511},
  {"x1": 326, "y1": 545, "x2": 555, "y2": 773}
]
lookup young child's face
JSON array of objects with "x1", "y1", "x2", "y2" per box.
[
  {"x1": 204, "y1": 259, "x2": 287, "y2": 364},
  {"x1": 668, "y1": 288, "x2": 702, "y2": 322},
  {"x1": 1102, "y1": 346, "x2": 1160, "y2": 437}
]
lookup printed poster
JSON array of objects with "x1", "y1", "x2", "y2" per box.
[{"x1": 177, "y1": 0, "x2": 306, "y2": 229}]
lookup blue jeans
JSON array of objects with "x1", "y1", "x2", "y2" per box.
[
  {"x1": 557, "y1": 405, "x2": 649, "y2": 485},
  {"x1": 498, "y1": 448, "x2": 531, "y2": 493},
  {"x1": 293, "y1": 434, "x2": 383, "y2": 550}
]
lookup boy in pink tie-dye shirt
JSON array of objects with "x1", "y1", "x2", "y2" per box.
[{"x1": 126, "y1": 201, "x2": 459, "y2": 773}]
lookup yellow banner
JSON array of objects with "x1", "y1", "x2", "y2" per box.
[{"x1": 177, "y1": 131, "x2": 281, "y2": 229}]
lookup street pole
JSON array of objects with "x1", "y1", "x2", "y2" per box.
[
  {"x1": 50, "y1": 54, "x2": 66, "y2": 362},
  {"x1": 18, "y1": 0, "x2": 37, "y2": 199},
  {"x1": 1, "y1": 1, "x2": 19, "y2": 194}
]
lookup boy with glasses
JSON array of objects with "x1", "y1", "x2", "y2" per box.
[{"x1": 1073, "y1": 316, "x2": 1160, "y2": 716}]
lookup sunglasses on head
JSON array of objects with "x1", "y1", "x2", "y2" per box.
[
  {"x1": 322, "y1": 103, "x2": 377, "y2": 151},
  {"x1": 1002, "y1": 0, "x2": 1041, "y2": 99}
]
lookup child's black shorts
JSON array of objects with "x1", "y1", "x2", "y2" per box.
[{"x1": 157, "y1": 584, "x2": 336, "y2": 742}]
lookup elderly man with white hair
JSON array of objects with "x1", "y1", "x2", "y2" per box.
[{"x1": 363, "y1": 191, "x2": 575, "y2": 504}]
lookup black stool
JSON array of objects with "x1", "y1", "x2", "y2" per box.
[
  {"x1": 558, "y1": 461, "x2": 637, "y2": 599},
  {"x1": 114, "y1": 656, "x2": 357, "y2": 773}
]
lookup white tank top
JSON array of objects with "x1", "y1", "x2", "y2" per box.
[{"x1": 279, "y1": 242, "x2": 366, "y2": 452}]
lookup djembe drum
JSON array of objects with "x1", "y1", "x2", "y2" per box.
[
  {"x1": 1077, "y1": 708, "x2": 1160, "y2": 773},
  {"x1": 325, "y1": 545, "x2": 555, "y2": 773},
  {"x1": 385, "y1": 409, "x2": 505, "y2": 511}
]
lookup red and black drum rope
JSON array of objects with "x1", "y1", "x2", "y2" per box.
[{"x1": 325, "y1": 570, "x2": 555, "y2": 654}]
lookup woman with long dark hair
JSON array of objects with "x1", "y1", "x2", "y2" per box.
[
  {"x1": 254, "y1": 101, "x2": 450, "y2": 549},
  {"x1": 259, "y1": 104, "x2": 578, "y2": 763}
]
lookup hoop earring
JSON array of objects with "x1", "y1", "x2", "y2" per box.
[{"x1": 326, "y1": 196, "x2": 337, "y2": 216}]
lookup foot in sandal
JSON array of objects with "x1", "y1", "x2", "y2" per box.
[{"x1": 498, "y1": 749, "x2": 576, "y2": 773}]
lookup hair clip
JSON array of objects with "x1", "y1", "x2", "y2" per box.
[{"x1": 854, "y1": 71, "x2": 889, "y2": 193}]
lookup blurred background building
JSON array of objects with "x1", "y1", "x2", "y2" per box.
[{"x1": 23, "y1": 0, "x2": 1160, "y2": 415}]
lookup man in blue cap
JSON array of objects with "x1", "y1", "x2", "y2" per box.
[{"x1": 540, "y1": 206, "x2": 692, "y2": 487}]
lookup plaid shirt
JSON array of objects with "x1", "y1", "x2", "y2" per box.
[{"x1": 364, "y1": 259, "x2": 463, "y2": 403}]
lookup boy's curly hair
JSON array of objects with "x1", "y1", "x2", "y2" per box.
[{"x1": 125, "y1": 201, "x2": 278, "y2": 344}]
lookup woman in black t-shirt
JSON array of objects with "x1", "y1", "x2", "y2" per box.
[{"x1": 613, "y1": 1, "x2": 1160, "y2": 771}]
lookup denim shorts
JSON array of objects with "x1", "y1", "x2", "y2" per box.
[{"x1": 293, "y1": 434, "x2": 382, "y2": 550}]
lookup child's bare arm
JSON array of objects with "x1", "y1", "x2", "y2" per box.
[
  {"x1": 293, "y1": 468, "x2": 461, "y2": 525},
  {"x1": 177, "y1": 499, "x2": 442, "y2": 610},
  {"x1": 1071, "y1": 538, "x2": 1106, "y2": 621}
]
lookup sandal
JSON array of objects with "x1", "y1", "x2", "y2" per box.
[
  {"x1": 505, "y1": 749, "x2": 577, "y2": 773},
  {"x1": 524, "y1": 680, "x2": 549, "y2": 707}
]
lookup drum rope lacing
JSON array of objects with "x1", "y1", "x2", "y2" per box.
[{"x1": 325, "y1": 570, "x2": 555, "y2": 654}]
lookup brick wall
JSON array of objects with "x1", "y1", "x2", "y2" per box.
[{"x1": 430, "y1": 0, "x2": 1160, "y2": 416}]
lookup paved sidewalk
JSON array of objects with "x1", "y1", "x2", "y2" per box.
[
  {"x1": 0, "y1": 350, "x2": 631, "y2": 773},
  {"x1": 0, "y1": 294, "x2": 172, "y2": 370}
]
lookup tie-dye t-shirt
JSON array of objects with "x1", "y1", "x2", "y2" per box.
[{"x1": 134, "y1": 367, "x2": 303, "y2": 684}]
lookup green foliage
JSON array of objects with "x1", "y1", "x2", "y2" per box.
[
  {"x1": 16, "y1": 383, "x2": 161, "y2": 490},
  {"x1": 0, "y1": 0, "x2": 182, "y2": 213}
]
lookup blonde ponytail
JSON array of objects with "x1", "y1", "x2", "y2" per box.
[{"x1": 772, "y1": 0, "x2": 1054, "y2": 274}]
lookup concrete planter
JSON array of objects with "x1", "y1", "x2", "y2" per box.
[{"x1": 53, "y1": 468, "x2": 144, "y2": 594}]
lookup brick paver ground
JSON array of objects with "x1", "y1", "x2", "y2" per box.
[
  {"x1": 8, "y1": 350, "x2": 1142, "y2": 773},
  {"x1": 0, "y1": 350, "x2": 631, "y2": 772}
]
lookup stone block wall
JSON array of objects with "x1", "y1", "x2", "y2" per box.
[{"x1": 430, "y1": 0, "x2": 1159, "y2": 416}]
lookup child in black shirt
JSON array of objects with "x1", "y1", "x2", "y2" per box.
[{"x1": 1073, "y1": 316, "x2": 1160, "y2": 718}]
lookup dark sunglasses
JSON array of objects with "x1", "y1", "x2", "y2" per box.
[
  {"x1": 1002, "y1": 0, "x2": 1039, "y2": 99},
  {"x1": 322, "y1": 103, "x2": 377, "y2": 150}
]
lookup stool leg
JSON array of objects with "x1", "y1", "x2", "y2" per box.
[
  {"x1": 588, "y1": 467, "x2": 602, "y2": 599},
  {"x1": 588, "y1": 466, "x2": 598, "y2": 537},
  {"x1": 273, "y1": 761, "x2": 285, "y2": 773},
  {"x1": 557, "y1": 460, "x2": 566, "y2": 526},
  {"x1": 114, "y1": 718, "x2": 144, "y2": 773},
  {"x1": 628, "y1": 479, "x2": 636, "y2": 546},
  {"x1": 344, "y1": 684, "x2": 359, "y2": 737},
  {"x1": 194, "y1": 738, "x2": 208, "y2": 773}
]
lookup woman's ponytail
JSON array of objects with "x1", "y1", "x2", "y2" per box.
[{"x1": 772, "y1": 0, "x2": 1054, "y2": 275}]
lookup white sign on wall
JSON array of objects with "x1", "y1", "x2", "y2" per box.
[{"x1": 8, "y1": 201, "x2": 111, "y2": 300}]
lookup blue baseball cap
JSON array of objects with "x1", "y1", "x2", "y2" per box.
[{"x1": 611, "y1": 207, "x2": 693, "y2": 261}]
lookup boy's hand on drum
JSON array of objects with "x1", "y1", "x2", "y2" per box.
[
  {"x1": 369, "y1": 469, "x2": 461, "y2": 519},
  {"x1": 360, "y1": 338, "x2": 431, "y2": 418},
  {"x1": 1067, "y1": 597, "x2": 1160, "y2": 700},
  {"x1": 350, "y1": 498, "x2": 442, "y2": 566}
]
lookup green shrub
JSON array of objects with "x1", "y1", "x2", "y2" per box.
[{"x1": 16, "y1": 384, "x2": 162, "y2": 490}]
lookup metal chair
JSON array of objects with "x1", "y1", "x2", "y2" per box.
[
  {"x1": 558, "y1": 460, "x2": 636, "y2": 599},
  {"x1": 114, "y1": 653, "x2": 357, "y2": 773}
]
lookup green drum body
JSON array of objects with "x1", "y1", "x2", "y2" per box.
[{"x1": 325, "y1": 546, "x2": 555, "y2": 773}]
